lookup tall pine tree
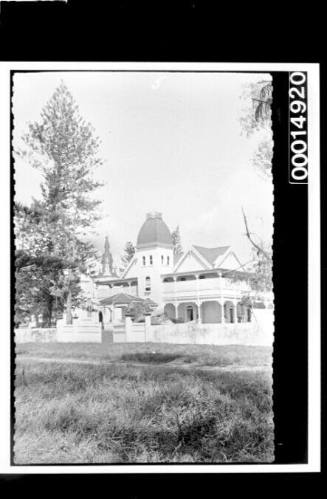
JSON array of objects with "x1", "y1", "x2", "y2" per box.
[
  {"x1": 120, "y1": 241, "x2": 135, "y2": 274},
  {"x1": 16, "y1": 82, "x2": 103, "y2": 324},
  {"x1": 171, "y1": 226, "x2": 183, "y2": 260}
]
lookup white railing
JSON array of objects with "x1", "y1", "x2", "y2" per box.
[{"x1": 163, "y1": 277, "x2": 250, "y2": 297}]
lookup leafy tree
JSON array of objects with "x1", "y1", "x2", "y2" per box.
[
  {"x1": 241, "y1": 208, "x2": 272, "y2": 293},
  {"x1": 252, "y1": 138, "x2": 273, "y2": 179},
  {"x1": 240, "y1": 80, "x2": 272, "y2": 136},
  {"x1": 15, "y1": 250, "x2": 81, "y2": 327},
  {"x1": 250, "y1": 244, "x2": 273, "y2": 292},
  {"x1": 239, "y1": 80, "x2": 273, "y2": 296},
  {"x1": 125, "y1": 300, "x2": 153, "y2": 322},
  {"x1": 14, "y1": 201, "x2": 49, "y2": 257},
  {"x1": 14, "y1": 202, "x2": 82, "y2": 326},
  {"x1": 120, "y1": 241, "x2": 135, "y2": 273},
  {"x1": 171, "y1": 225, "x2": 183, "y2": 260},
  {"x1": 15, "y1": 82, "x2": 103, "y2": 324},
  {"x1": 240, "y1": 80, "x2": 273, "y2": 178}
]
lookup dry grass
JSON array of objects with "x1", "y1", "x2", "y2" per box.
[{"x1": 14, "y1": 343, "x2": 274, "y2": 464}]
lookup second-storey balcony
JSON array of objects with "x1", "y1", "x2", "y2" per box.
[{"x1": 162, "y1": 271, "x2": 251, "y2": 301}]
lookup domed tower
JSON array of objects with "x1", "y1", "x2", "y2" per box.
[{"x1": 135, "y1": 212, "x2": 174, "y2": 303}]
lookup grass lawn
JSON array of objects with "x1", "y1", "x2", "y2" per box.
[{"x1": 15, "y1": 342, "x2": 274, "y2": 464}]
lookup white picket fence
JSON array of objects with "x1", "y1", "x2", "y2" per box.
[
  {"x1": 15, "y1": 321, "x2": 102, "y2": 344},
  {"x1": 56, "y1": 319, "x2": 102, "y2": 343},
  {"x1": 15, "y1": 327, "x2": 57, "y2": 344},
  {"x1": 15, "y1": 309, "x2": 273, "y2": 346},
  {"x1": 116, "y1": 309, "x2": 273, "y2": 346}
]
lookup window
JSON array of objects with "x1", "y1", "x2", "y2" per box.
[
  {"x1": 150, "y1": 255, "x2": 153, "y2": 265},
  {"x1": 161, "y1": 255, "x2": 164, "y2": 264},
  {"x1": 145, "y1": 276, "x2": 151, "y2": 292},
  {"x1": 142, "y1": 256, "x2": 146, "y2": 266},
  {"x1": 167, "y1": 256, "x2": 170, "y2": 265}
]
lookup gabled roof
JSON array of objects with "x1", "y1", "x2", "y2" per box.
[
  {"x1": 99, "y1": 293, "x2": 144, "y2": 306},
  {"x1": 100, "y1": 293, "x2": 158, "y2": 308},
  {"x1": 173, "y1": 247, "x2": 211, "y2": 273},
  {"x1": 193, "y1": 245, "x2": 230, "y2": 266},
  {"x1": 144, "y1": 297, "x2": 158, "y2": 307},
  {"x1": 218, "y1": 249, "x2": 242, "y2": 269}
]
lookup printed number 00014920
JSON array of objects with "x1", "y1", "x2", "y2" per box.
[{"x1": 289, "y1": 72, "x2": 308, "y2": 183}]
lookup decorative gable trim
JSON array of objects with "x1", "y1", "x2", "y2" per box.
[
  {"x1": 217, "y1": 249, "x2": 242, "y2": 269},
  {"x1": 213, "y1": 246, "x2": 231, "y2": 267},
  {"x1": 173, "y1": 248, "x2": 211, "y2": 273},
  {"x1": 192, "y1": 245, "x2": 217, "y2": 268}
]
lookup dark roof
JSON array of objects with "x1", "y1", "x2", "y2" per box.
[
  {"x1": 137, "y1": 212, "x2": 173, "y2": 249},
  {"x1": 144, "y1": 297, "x2": 158, "y2": 307},
  {"x1": 193, "y1": 245, "x2": 230, "y2": 266},
  {"x1": 99, "y1": 293, "x2": 144, "y2": 306}
]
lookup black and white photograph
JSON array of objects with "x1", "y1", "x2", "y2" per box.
[
  {"x1": 0, "y1": 0, "x2": 323, "y2": 485},
  {"x1": 12, "y1": 70, "x2": 275, "y2": 465},
  {"x1": 0, "y1": 55, "x2": 320, "y2": 475}
]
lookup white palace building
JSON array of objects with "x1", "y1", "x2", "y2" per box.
[
  {"x1": 17, "y1": 211, "x2": 273, "y2": 345},
  {"x1": 92, "y1": 212, "x2": 268, "y2": 327}
]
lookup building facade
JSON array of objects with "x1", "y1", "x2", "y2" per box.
[{"x1": 94, "y1": 212, "x2": 266, "y2": 325}]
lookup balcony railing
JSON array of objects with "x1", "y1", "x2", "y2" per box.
[{"x1": 162, "y1": 277, "x2": 250, "y2": 296}]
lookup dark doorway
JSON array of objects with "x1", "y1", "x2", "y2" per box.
[{"x1": 186, "y1": 306, "x2": 194, "y2": 321}]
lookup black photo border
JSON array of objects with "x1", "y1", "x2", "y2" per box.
[{"x1": 9, "y1": 68, "x2": 308, "y2": 467}]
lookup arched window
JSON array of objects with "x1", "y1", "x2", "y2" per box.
[
  {"x1": 167, "y1": 256, "x2": 170, "y2": 265},
  {"x1": 142, "y1": 256, "x2": 146, "y2": 266},
  {"x1": 150, "y1": 255, "x2": 153, "y2": 265},
  {"x1": 161, "y1": 255, "x2": 164, "y2": 264},
  {"x1": 145, "y1": 276, "x2": 151, "y2": 292}
]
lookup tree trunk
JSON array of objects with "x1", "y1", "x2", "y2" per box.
[
  {"x1": 66, "y1": 288, "x2": 73, "y2": 325},
  {"x1": 48, "y1": 300, "x2": 53, "y2": 327},
  {"x1": 42, "y1": 311, "x2": 47, "y2": 327}
]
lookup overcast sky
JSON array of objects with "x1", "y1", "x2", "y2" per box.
[{"x1": 13, "y1": 71, "x2": 273, "y2": 266}]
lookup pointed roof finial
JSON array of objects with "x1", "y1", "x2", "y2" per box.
[{"x1": 101, "y1": 236, "x2": 113, "y2": 274}]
